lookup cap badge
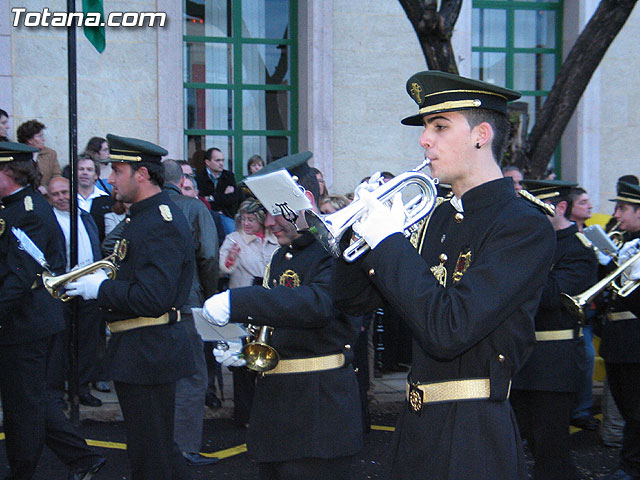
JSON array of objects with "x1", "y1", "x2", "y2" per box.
[
  {"x1": 0, "y1": 218, "x2": 5, "y2": 236},
  {"x1": 24, "y1": 196, "x2": 33, "y2": 212},
  {"x1": 410, "y1": 82, "x2": 423, "y2": 104},
  {"x1": 279, "y1": 269, "x2": 301, "y2": 288},
  {"x1": 159, "y1": 204, "x2": 173, "y2": 222}
]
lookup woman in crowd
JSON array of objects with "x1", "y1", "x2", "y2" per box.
[
  {"x1": 218, "y1": 198, "x2": 278, "y2": 427},
  {"x1": 247, "y1": 154, "x2": 265, "y2": 175}
]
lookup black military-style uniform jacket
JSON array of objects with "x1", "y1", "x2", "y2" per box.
[
  {"x1": 599, "y1": 230, "x2": 640, "y2": 364},
  {"x1": 513, "y1": 224, "x2": 597, "y2": 392},
  {"x1": 229, "y1": 231, "x2": 363, "y2": 463},
  {"x1": 97, "y1": 191, "x2": 196, "y2": 384},
  {"x1": 335, "y1": 178, "x2": 555, "y2": 480},
  {"x1": 0, "y1": 186, "x2": 65, "y2": 345}
]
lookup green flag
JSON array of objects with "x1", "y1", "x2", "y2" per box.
[{"x1": 82, "y1": 0, "x2": 105, "y2": 53}]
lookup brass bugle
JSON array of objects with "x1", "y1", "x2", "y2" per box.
[
  {"x1": 242, "y1": 325, "x2": 279, "y2": 372},
  {"x1": 561, "y1": 250, "x2": 640, "y2": 319},
  {"x1": 607, "y1": 221, "x2": 625, "y2": 249},
  {"x1": 42, "y1": 254, "x2": 118, "y2": 302}
]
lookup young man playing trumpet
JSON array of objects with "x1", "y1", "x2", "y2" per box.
[
  {"x1": 333, "y1": 71, "x2": 556, "y2": 479},
  {"x1": 599, "y1": 181, "x2": 640, "y2": 480}
]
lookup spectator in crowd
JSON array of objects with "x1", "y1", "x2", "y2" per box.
[
  {"x1": 565, "y1": 186, "x2": 600, "y2": 433},
  {"x1": 181, "y1": 174, "x2": 198, "y2": 198},
  {"x1": 247, "y1": 154, "x2": 265, "y2": 174},
  {"x1": 311, "y1": 167, "x2": 329, "y2": 201},
  {"x1": 219, "y1": 198, "x2": 279, "y2": 428},
  {"x1": 195, "y1": 147, "x2": 242, "y2": 235},
  {"x1": 569, "y1": 187, "x2": 593, "y2": 233},
  {"x1": 104, "y1": 194, "x2": 131, "y2": 237},
  {"x1": 502, "y1": 165, "x2": 524, "y2": 192},
  {"x1": 17, "y1": 119, "x2": 62, "y2": 194},
  {"x1": 177, "y1": 159, "x2": 195, "y2": 176},
  {"x1": 319, "y1": 194, "x2": 350, "y2": 214},
  {"x1": 82, "y1": 136, "x2": 112, "y2": 193},
  {"x1": 47, "y1": 176, "x2": 105, "y2": 408},
  {"x1": 0, "y1": 108, "x2": 10, "y2": 141},
  {"x1": 162, "y1": 159, "x2": 220, "y2": 466},
  {"x1": 76, "y1": 154, "x2": 114, "y2": 241}
]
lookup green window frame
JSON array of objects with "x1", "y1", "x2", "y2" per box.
[
  {"x1": 183, "y1": 0, "x2": 299, "y2": 179},
  {"x1": 472, "y1": 0, "x2": 563, "y2": 171}
]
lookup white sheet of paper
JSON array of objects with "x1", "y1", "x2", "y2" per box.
[
  {"x1": 191, "y1": 307, "x2": 249, "y2": 342},
  {"x1": 243, "y1": 170, "x2": 312, "y2": 216}
]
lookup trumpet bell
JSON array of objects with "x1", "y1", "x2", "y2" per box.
[{"x1": 242, "y1": 342, "x2": 280, "y2": 372}]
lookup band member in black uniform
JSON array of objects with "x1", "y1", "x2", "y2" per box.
[
  {"x1": 203, "y1": 152, "x2": 363, "y2": 480},
  {"x1": 0, "y1": 142, "x2": 105, "y2": 480},
  {"x1": 65, "y1": 135, "x2": 196, "y2": 480},
  {"x1": 598, "y1": 181, "x2": 640, "y2": 480},
  {"x1": 332, "y1": 72, "x2": 556, "y2": 479},
  {"x1": 511, "y1": 179, "x2": 598, "y2": 480}
]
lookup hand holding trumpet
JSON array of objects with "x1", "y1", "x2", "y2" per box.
[{"x1": 352, "y1": 190, "x2": 405, "y2": 250}]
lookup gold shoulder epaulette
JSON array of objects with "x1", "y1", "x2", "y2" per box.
[
  {"x1": 575, "y1": 232, "x2": 593, "y2": 249},
  {"x1": 518, "y1": 189, "x2": 555, "y2": 216}
]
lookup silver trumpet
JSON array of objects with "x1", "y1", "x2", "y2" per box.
[{"x1": 305, "y1": 160, "x2": 439, "y2": 262}]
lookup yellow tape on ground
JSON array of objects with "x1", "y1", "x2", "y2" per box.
[
  {"x1": 371, "y1": 425, "x2": 395, "y2": 432},
  {"x1": 85, "y1": 439, "x2": 127, "y2": 450},
  {"x1": 201, "y1": 444, "x2": 247, "y2": 459}
]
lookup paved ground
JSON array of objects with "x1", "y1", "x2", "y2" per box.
[{"x1": 0, "y1": 371, "x2": 623, "y2": 479}]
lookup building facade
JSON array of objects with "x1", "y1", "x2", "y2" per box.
[{"x1": 1, "y1": 0, "x2": 638, "y2": 211}]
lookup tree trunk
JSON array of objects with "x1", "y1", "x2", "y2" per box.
[
  {"x1": 523, "y1": 0, "x2": 638, "y2": 177},
  {"x1": 398, "y1": 0, "x2": 463, "y2": 73}
]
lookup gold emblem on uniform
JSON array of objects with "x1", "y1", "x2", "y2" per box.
[
  {"x1": 116, "y1": 238, "x2": 128, "y2": 261},
  {"x1": 279, "y1": 269, "x2": 301, "y2": 288},
  {"x1": 452, "y1": 249, "x2": 472, "y2": 284},
  {"x1": 430, "y1": 253, "x2": 448, "y2": 287},
  {"x1": 159, "y1": 204, "x2": 172, "y2": 221},
  {"x1": 24, "y1": 196, "x2": 33, "y2": 212},
  {"x1": 0, "y1": 218, "x2": 5, "y2": 236},
  {"x1": 408, "y1": 383, "x2": 423, "y2": 415},
  {"x1": 410, "y1": 82, "x2": 423, "y2": 104}
]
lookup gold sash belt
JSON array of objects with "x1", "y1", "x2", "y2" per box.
[
  {"x1": 406, "y1": 378, "x2": 491, "y2": 405},
  {"x1": 607, "y1": 311, "x2": 637, "y2": 322},
  {"x1": 108, "y1": 311, "x2": 181, "y2": 333},
  {"x1": 535, "y1": 327, "x2": 583, "y2": 341},
  {"x1": 263, "y1": 353, "x2": 345, "y2": 375}
]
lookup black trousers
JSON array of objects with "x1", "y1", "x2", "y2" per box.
[
  {"x1": 258, "y1": 455, "x2": 355, "y2": 480},
  {"x1": 510, "y1": 389, "x2": 576, "y2": 480},
  {"x1": 114, "y1": 381, "x2": 189, "y2": 480},
  {"x1": 231, "y1": 367, "x2": 256, "y2": 426},
  {"x1": 606, "y1": 362, "x2": 640, "y2": 477},
  {"x1": 0, "y1": 336, "x2": 101, "y2": 480}
]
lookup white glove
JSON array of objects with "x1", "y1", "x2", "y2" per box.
[
  {"x1": 203, "y1": 290, "x2": 231, "y2": 326},
  {"x1": 353, "y1": 171, "x2": 383, "y2": 200},
  {"x1": 65, "y1": 269, "x2": 108, "y2": 300},
  {"x1": 620, "y1": 239, "x2": 640, "y2": 280},
  {"x1": 619, "y1": 238, "x2": 640, "y2": 263},
  {"x1": 596, "y1": 250, "x2": 613, "y2": 266},
  {"x1": 213, "y1": 340, "x2": 246, "y2": 367},
  {"x1": 352, "y1": 189, "x2": 404, "y2": 249}
]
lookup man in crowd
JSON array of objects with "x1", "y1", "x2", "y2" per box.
[
  {"x1": 511, "y1": 179, "x2": 598, "y2": 479},
  {"x1": 76, "y1": 155, "x2": 113, "y2": 241},
  {"x1": 598, "y1": 181, "x2": 640, "y2": 480},
  {"x1": 65, "y1": 134, "x2": 196, "y2": 480},
  {"x1": 0, "y1": 142, "x2": 105, "y2": 480},
  {"x1": 195, "y1": 147, "x2": 241, "y2": 235},
  {"x1": 333, "y1": 71, "x2": 556, "y2": 479},
  {"x1": 502, "y1": 165, "x2": 524, "y2": 191},
  {"x1": 47, "y1": 176, "x2": 105, "y2": 407},
  {"x1": 204, "y1": 152, "x2": 363, "y2": 480},
  {"x1": 16, "y1": 119, "x2": 61, "y2": 195},
  {"x1": 162, "y1": 159, "x2": 220, "y2": 466}
]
